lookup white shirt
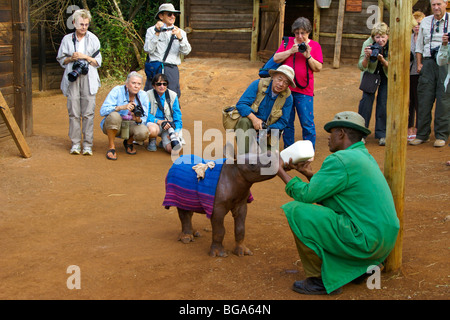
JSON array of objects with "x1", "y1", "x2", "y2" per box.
[
  {"x1": 416, "y1": 13, "x2": 449, "y2": 57},
  {"x1": 437, "y1": 44, "x2": 450, "y2": 91},
  {"x1": 56, "y1": 31, "x2": 102, "y2": 97},
  {"x1": 143, "y1": 25, "x2": 191, "y2": 65}
]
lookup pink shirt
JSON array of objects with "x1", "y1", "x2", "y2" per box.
[{"x1": 276, "y1": 37, "x2": 323, "y2": 96}]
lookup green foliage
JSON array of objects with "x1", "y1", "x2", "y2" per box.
[
  {"x1": 31, "y1": 0, "x2": 181, "y2": 79},
  {"x1": 87, "y1": 0, "x2": 180, "y2": 78}
]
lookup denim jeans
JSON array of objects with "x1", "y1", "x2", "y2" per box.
[{"x1": 282, "y1": 92, "x2": 316, "y2": 149}]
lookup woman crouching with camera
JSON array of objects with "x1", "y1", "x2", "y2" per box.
[
  {"x1": 357, "y1": 22, "x2": 389, "y2": 146},
  {"x1": 57, "y1": 9, "x2": 101, "y2": 156},
  {"x1": 146, "y1": 74, "x2": 183, "y2": 153}
]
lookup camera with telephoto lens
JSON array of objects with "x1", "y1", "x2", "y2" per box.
[
  {"x1": 131, "y1": 103, "x2": 145, "y2": 118},
  {"x1": 369, "y1": 43, "x2": 384, "y2": 62},
  {"x1": 161, "y1": 121, "x2": 181, "y2": 150},
  {"x1": 297, "y1": 42, "x2": 307, "y2": 53},
  {"x1": 68, "y1": 60, "x2": 89, "y2": 82}
]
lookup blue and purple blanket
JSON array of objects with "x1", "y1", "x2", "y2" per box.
[{"x1": 163, "y1": 155, "x2": 253, "y2": 218}]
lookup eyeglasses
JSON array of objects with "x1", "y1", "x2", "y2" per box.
[
  {"x1": 274, "y1": 76, "x2": 289, "y2": 86},
  {"x1": 155, "y1": 82, "x2": 168, "y2": 87}
]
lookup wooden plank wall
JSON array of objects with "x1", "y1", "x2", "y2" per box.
[
  {"x1": 0, "y1": 0, "x2": 14, "y2": 139},
  {"x1": 318, "y1": 0, "x2": 390, "y2": 64},
  {"x1": 0, "y1": 0, "x2": 32, "y2": 140},
  {"x1": 30, "y1": 25, "x2": 64, "y2": 91},
  {"x1": 185, "y1": 0, "x2": 254, "y2": 59}
]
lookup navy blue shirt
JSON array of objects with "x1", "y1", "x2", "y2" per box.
[{"x1": 236, "y1": 79, "x2": 293, "y2": 130}]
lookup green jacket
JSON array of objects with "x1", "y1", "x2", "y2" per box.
[
  {"x1": 281, "y1": 142, "x2": 399, "y2": 293},
  {"x1": 358, "y1": 37, "x2": 389, "y2": 80}
]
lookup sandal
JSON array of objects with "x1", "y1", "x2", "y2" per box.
[
  {"x1": 123, "y1": 139, "x2": 136, "y2": 155},
  {"x1": 106, "y1": 149, "x2": 117, "y2": 160}
]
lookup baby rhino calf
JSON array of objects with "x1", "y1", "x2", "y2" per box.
[{"x1": 163, "y1": 149, "x2": 278, "y2": 257}]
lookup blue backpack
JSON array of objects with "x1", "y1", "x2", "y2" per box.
[{"x1": 258, "y1": 37, "x2": 289, "y2": 78}]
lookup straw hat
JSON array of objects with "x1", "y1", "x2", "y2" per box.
[
  {"x1": 155, "y1": 3, "x2": 180, "y2": 19},
  {"x1": 268, "y1": 65, "x2": 296, "y2": 88},
  {"x1": 324, "y1": 111, "x2": 371, "y2": 135}
]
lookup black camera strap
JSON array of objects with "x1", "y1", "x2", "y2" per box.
[
  {"x1": 146, "y1": 30, "x2": 177, "y2": 68},
  {"x1": 153, "y1": 90, "x2": 174, "y2": 122},
  {"x1": 292, "y1": 53, "x2": 310, "y2": 89},
  {"x1": 72, "y1": 32, "x2": 100, "y2": 58},
  {"x1": 124, "y1": 85, "x2": 143, "y2": 113},
  {"x1": 430, "y1": 13, "x2": 448, "y2": 55}
]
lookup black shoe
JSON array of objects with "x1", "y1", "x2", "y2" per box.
[{"x1": 292, "y1": 277, "x2": 342, "y2": 295}]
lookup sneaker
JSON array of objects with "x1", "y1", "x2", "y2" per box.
[
  {"x1": 409, "y1": 138, "x2": 429, "y2": 145},
  {"x1": 379, "y1": 137, "x2": 386, "y2": 146},
  {"x1": 434, "y1": 139, "x2": 446, "y2": 147},
  {"x1": 147, "y1": 138, "x2": 157, "y2": 152},
  {"x1": 407, "y1": 134, "x2": 416, "y2": 142},
  {"x1": 82, "y1": 146, "x2": 93, "y2": 156},
  {"x1": 70, "y1": 144, "x2": 81, "y2": 155}
]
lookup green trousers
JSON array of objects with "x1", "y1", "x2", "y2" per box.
[
  {"x1": 234, "y1": 117, "x2": 280, "y2": 154},
  {"x1": 292, "y1": 231, "x2": 322, "y2": 278}
]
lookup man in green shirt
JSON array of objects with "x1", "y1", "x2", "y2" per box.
[{"x1": 277, "y1": 111, "x2": 399, "y2": 295}]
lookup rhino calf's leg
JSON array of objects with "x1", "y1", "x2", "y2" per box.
[
  {"x1": 232, "y1": 204, "x2": 253, "y2": 256},
  {"x1": 177, "y1": 209, "x2": 200, "y2": 244},
  {"x1": 209, "y1": 207, "x2": 228, "y2": 257}
]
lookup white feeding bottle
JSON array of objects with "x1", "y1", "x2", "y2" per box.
[{"x1": 280, "y1": 140, "x2": 315, "y2": 164}]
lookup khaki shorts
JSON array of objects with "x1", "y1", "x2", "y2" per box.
[{"x1": 103, "y1": 111, "x2": 149, "y2": 142}]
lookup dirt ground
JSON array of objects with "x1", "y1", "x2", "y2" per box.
[{"x1": 0, "y1": 58, "x2": 448, "y2": 301}]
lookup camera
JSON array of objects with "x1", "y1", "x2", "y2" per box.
[
  {"x1": 297, "y1": 42, "x2": 307, "y2": 53},
  {"x1": 430, "y1": 46, "x2": 440, "y2": 60},
  {"x1": 369, "y1": 43, "x2": 384, "y2": 62},
  {"x1": 161, "y1": 121, "x2": 181, "y2": 151},
  {"x1": 132, "y1": 103, "x2": 145, "y2": 118},
  {"x1": 68, "y1": 60, "x2": 89, "y2": 82}
]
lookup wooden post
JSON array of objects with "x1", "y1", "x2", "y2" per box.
[
  {"x1": 251, "y1": 0, "x2": 260, "y2": 62},
  {"x1": 332, "y1": 0, "x2": 345, "y2": 68},
  {"x1": 0, "y1": 91, "x2": 31, "y2": 158},
  {"x1": 313, "y1": 0, "x2": 320, "y2": 42},
  {"x1": 378, "y1": 0, "x2": 384, "y2": 23},
  {"x1": 38, "y1": 23, "x2": 47, "y2": 91},
  {"x1": 180, "y1": 0, "x2": 185, "y2": 63},
  {"x1": 278, "y1": 0, "x2": 285, "y2": 46},
  {"x1": 383, "y1": 0, "x2": 414, "y2": 272}
]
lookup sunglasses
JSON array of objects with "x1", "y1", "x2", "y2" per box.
[
  {"x1": 155, "y1": 82, "x2": 168, "y2": 87},
  {"x1": 164, "y1": 12, "x2": 176, "y2": 17}
]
